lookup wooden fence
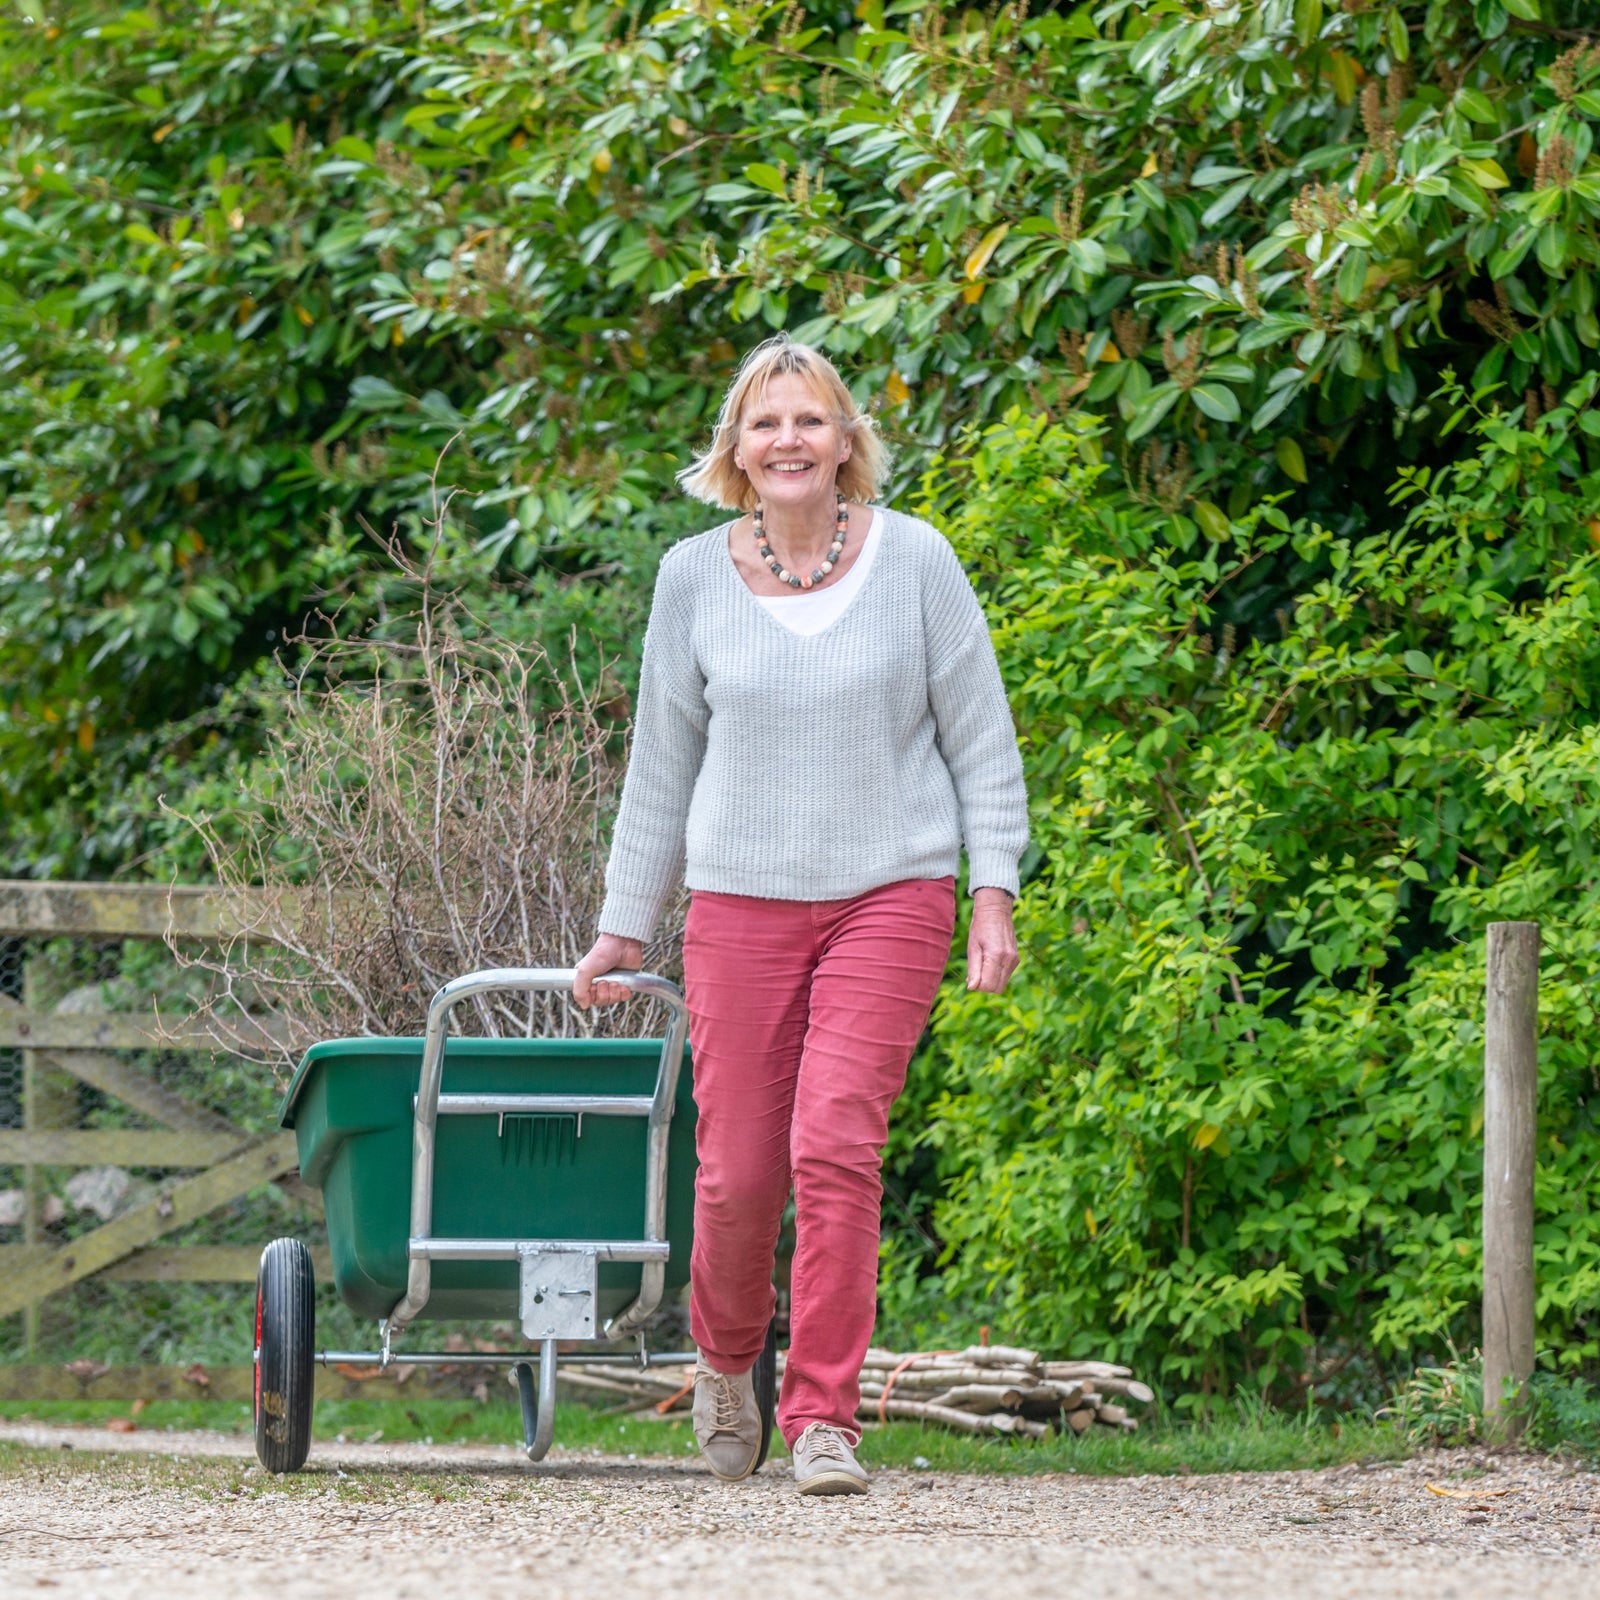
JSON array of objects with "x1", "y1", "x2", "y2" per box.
[{"x1": 0, "y1": 881, "x2": 312, "y2": 1372}]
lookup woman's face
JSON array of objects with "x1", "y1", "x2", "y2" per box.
[{"x1": 735, "y1": 372, "x2": 850, "y2": 512}]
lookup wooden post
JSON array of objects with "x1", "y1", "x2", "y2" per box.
[
  {"x1": 1483, "y1": 920, "x2": 1539, "y2": 1441},
  {"x1": 21, "y1": 959, "x2": 42, "y2": 1355},
  {"x1": 19, "y1": 960, "x2": 76, "y2": 1355}
]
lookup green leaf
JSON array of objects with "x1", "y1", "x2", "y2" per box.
[
  {"x1": 1537, "y1": 222, "x2": 1571, "y2": 276},
  {"x1": 1386, "y1": 5, "x2": 1410, "y2": 63},
  {"x1": 1294, "y1": 0, "x2": 1323, "y2": 48},
  {"x1": 1459, "y1": 157, "x2": 1509, "y2": 190},
  {"x1": 1191, "y1": 383, "x2": 1241, "y2": 423},
  {"x1": 1125, "y1": 382, "x2": 1182, "y2": 442},
  {"x1": 1488, "y1": 231, "x2": 1536, "y2": 279},
  {"x1": 1193, "y1": 499, "x2": 1231, "y2": 540},
  {"x1": 1252, "y1": 382, "x2": 1303, "y2": 432},
  {"x1": 743, "y1": 163, "x2": 787, "y2": 196},
  {"x1": 1336, "y1": 248, "x2": 1370, "y2": 305},
  {"x1": 1275, "y1": 437, "x2": 1309, "y2": 483}
]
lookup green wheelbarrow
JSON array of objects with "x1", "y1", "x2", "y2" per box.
[{"x1": 253, "y1": 967, "x2": 777, "y2": 1472}]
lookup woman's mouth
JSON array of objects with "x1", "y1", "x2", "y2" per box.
[{"x1": 766, "y1": 461, "x2": 814, "y2": 475}]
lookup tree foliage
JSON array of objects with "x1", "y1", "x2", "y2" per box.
[
  {"x1": 6, "y1": 0, "x2": 1600, "y2": 870},
  {"x1": 886, "y1": 383, "x2": 1600, "y2": 1394}
]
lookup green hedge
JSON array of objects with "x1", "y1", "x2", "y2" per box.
[{"x1": 884, "y1": 387, "x2": 1600, "y2": 1398}]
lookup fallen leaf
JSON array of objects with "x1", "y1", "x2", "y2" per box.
[{"x1": 1425, "y1": 1482, "x2": 1516, "y2": 1499}]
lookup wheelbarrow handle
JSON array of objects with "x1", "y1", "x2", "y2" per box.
[
  {"x1": 415, "y1": 963, "x2": 687, "y2": 1130},
  {"x1": 426, "y1": 965, "x2": 686, "y2": 1028}
]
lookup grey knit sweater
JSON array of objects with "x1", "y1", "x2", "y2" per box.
[{"x1": 596, "y1": 507, "x2": 1029, "y2": 943}]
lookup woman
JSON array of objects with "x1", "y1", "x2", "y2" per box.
[{"x1": 574, "y1": 335, "x2": 1027, "y2": 1496}]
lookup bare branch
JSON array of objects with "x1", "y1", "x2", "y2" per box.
[{"x1": 164, "y1": 484, "x2": 681, "y2": 1086}]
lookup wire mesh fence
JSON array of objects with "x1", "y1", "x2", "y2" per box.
[{"x1": 0, "y1": 929, "x2": 359, "y2": 1372}]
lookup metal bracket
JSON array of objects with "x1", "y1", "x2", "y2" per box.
[{"x1": 518, "y1": 1246, "x2": 598, "y2": 1341}]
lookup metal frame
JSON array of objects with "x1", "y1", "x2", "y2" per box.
[
  {"x1": 384, "y1": 965, "x2": 689, "y2": 1341},
  {"x1": 311, "y1": 1347, "x2": 700, "y2": 1461},
  {"x1": 314, "y1": 965, "x2": 690, "y2": 1463},
  {"x1": 316, "y1": 1349, "x2": 697, "y2": 1369}
]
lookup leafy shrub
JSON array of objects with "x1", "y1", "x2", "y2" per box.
[
  {"x1": 1384, "y1": 1351, "x2": 1600, "y2": 1461},
  {"x1": 1527, "y1": 1370, "x2": 1600, "y2": 1463},
  {"x1": 884, "y1": 378, "x2": 1600, "y2": 1397},
  {"x1": 1378, "y1": 1345, "x2": 1483, "y2": 1446}
]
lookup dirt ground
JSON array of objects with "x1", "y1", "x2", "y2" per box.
[{"x1": 0, "y1": 1421, "x2": 1596, "y2": 1600}]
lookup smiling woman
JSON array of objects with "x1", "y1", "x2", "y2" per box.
[{"x1": 569, "y1": 333, "x2": 1028, "y2": 1500}]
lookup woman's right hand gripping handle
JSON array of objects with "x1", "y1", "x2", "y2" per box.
[{"x1": 573, "y1": 934, "x2": 644, "y2": 1008}]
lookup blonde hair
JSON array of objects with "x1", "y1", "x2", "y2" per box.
[{"x1": 677, "y1": 335, "x2": 889, "y2": 511}]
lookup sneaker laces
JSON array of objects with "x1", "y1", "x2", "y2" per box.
[
  {"x1": 797, "y1": 1422, "x2": 856, "y2": 1461},
  {"x1": 701, "y1": 1368, "x2": 744, "y2": 1436}
]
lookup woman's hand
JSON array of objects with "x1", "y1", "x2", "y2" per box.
[
  {"x1": 967, "y1": 887, "x2": 1019, "y2": 994},
  {"x1": 573, "y1": 934, "x2": 645, "y2": 1007}
]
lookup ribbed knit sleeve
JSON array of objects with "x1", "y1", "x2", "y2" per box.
[
  {"x1": 596, "y1": 549, "x2": 709, "y2": 943},
  {"x1": 921, "y1": 533, "x2": 1030, "y2": 897}
]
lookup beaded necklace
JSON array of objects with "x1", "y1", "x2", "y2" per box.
[{"x1": 753, "y1": 493, "x2": 848, "y2": 590}]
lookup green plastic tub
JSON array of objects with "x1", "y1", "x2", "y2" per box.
[{"x1": 278, "y1": 1035, "x2": 697, "y2": 1324}]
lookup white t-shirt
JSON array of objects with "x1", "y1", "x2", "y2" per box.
[{"x1": 754, "y1": 510, "x2": 881, "y2": 635}]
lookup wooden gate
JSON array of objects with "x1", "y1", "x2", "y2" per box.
[{"x1": 0, "y1": 880, "x2": 332, "y2": 1401}]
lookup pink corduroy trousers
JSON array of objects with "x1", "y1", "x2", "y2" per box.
[{"x1": 682, "y1": 875, "x2": 957, "y2": 1445}]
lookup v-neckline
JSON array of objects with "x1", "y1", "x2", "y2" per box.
[{"x1": 720, "y1": 508, "x2": 889, "y2": 643}]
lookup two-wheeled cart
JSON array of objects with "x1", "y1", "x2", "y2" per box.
[{"x1": 253, "y1": 968, "x2": 776, "y2": 1471}]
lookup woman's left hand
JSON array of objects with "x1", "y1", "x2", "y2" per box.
[{"x1": 967, "y1": 886, "x2": 1019, "y2": 994}]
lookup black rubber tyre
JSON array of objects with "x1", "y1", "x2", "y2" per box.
[
  {"x1": 254, "y1": 1237, "x2": 315, "y2": 1473},
  {"x1": 752, "y1": 1314, "x2": 779, "y2": 1470}
]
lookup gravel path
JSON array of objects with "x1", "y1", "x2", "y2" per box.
[{"x1": 0, "y1": 1421, "x2": 1596, "y2": 1599}]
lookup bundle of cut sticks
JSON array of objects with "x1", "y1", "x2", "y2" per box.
[
  {"x1": 853, "y1": 1345, "x2": 1153, "y2": 1439},
  {"x1": 555, "y1": 1342, "x2": 1153, "y2": 1439}
]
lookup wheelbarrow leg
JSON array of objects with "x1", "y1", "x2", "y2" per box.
[{"x1": 513, "y1": 1339, "x2": 558, "y2": 1462}]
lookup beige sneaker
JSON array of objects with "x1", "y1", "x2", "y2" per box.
[
  {"x1": 692, "y1": 1358, "x2": 763, "y2": 1481},
  {"x1": 791, "y1": 1422, "x2": 869, "y2": 1496}
]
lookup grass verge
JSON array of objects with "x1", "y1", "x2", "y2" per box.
[{"x1": 0, "y1": 1396, "x2": 1410, "y2": 1477}]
